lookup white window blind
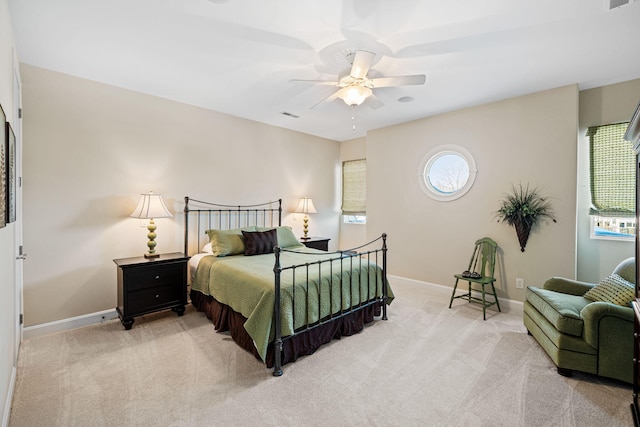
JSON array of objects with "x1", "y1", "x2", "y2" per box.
[{"x1": 342, "y1": 159, "x2": 366, "y2": 215}]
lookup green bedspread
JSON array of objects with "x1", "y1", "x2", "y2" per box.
[{"x1": 192, "y1": 247, "x2": 393, "y2": 361}]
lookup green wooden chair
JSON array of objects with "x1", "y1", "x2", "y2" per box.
[{"x1": 448, "y1": 237, "x2": 501, "y2": 320}]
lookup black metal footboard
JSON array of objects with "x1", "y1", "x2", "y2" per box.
[{"x1": 272, "y1": 233, "x2": 388, "y2": 376}]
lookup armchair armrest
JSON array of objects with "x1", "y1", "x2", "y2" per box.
[
  {"x1": 581, "y1": 302, "x2": 634, "y2": 349},
  {"x1": 543, "y1": 277, "x2": 595, "y2": 296}
]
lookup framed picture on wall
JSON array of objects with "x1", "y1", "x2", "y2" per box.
[
  {"x1": 6, "y1": 122, "x2": 15, "y2": 223},
  {"x1": 0, "y1": 103, "x2": 6, "y2": 229}
]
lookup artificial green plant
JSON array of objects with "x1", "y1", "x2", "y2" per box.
[{"x1": 496, "y1": 183, "x2": 556, "y2": 252}]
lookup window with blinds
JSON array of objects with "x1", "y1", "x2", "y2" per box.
[
  {"x1": 342, "y1": 159, "x2": 366, "y2": 220},
  {"x1": 588, "y1": 121, "x2": 635, "y2": 239}
]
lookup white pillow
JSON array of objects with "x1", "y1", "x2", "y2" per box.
[{"x1": 201, "y1": 243, "x2": 213, "y2": 253}]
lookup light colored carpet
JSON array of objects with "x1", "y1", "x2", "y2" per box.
[{"x1": 9, "y1": 279, "x2": 633, "y2": 427}]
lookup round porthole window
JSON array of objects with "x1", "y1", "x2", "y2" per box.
[{"x1": 418, "y1": 145, "x2": 477, "y2": 201}]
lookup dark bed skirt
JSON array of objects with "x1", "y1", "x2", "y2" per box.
[{"x1": 190, "y1": 289, "x2": 380, "y2": 368}]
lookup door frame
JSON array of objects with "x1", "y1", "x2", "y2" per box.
[{"x1": 12, "y1": 54, "x2": 23, "y2": 358}]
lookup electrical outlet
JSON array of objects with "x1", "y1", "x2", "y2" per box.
[
  {"x1": 140, "y1": 219, "x2": 148, "y2": 228},
  {"x1": 516, "y1": 278, "x2": 525, "y2": 289}
]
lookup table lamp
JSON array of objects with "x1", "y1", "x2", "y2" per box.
[
  {"x1": 130, "y1": 191, "x2": 172, "y2": 258},
  {"x1": 294, "y1": 197, "x2": 317, "y2": 240}
]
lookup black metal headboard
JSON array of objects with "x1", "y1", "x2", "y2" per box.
[{"x1": 183, "y1": 197, "x2": 282, "y2": 256}]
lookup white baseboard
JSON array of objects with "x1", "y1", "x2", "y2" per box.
[
  {"x1": 23, "y1": 309, "x2": 118, "y2": 340},
  {"x1": 20, "y1": 275, "x2": 524, "y2": 340},
  {"x1": 388, "y1": 274, "x2": 524, "y2": 315},
  {"x1": 2, "y1": 366, "x2": 16, "y2": 427}
]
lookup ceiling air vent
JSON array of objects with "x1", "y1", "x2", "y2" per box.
[{"x1": 608, "y1": 0, "x2": 631, "y2": 9}]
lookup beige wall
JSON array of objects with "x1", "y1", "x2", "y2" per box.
[
  {"x1": 21, "y1": 64, "x2": 340, "y2": 326},
  {"x1": 365, "y1": 85, "x2": 579, "y2": 302},
  {"x1": 0, "y1": 0, "x2": 19, "y2": 422},
  {"x1": 18, "y1": 62, "x2": 640, "y2": 326},
  {"x1": 577, "y1": 79, "x2": 640, "y2": 282}
]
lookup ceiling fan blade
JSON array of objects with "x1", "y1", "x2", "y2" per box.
[
  {"x1": 289, "y1": 79, "x2": 339, "y2": 86},
  {"x1": 370, "y1": 74, "x2": 426, "y2": 88},
  {"x1": 350, "y1": 50, "x2": 375, "y2": 79},
  {"x1": 310, "y1": 90, "x2": 340, "y2": 109}
]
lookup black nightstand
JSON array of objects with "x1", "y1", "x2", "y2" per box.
[
  {"x1": 114, "y1": 252, "x2": 190, "y2": 330},
  {"x1": 300, "y1": 237, "x2": 330, "y2": 251}
]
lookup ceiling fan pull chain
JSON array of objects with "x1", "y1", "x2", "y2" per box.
[{"x1": 352, "y1": 105, "x2": 356, "y2": 131}]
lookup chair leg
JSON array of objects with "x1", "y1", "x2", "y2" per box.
[
  {"x1": 491, "y1": 283, "x2": 501, "y2": 312},
  {"x1": 448, "y1": 278, "x2": 460, "y2": 308},
  {"x1": 481, "y1": 284, "x2": 487, "y2": 320}
]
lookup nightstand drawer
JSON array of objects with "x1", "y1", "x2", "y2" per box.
[
  {"x1": 124, "y1": 263, "x2": 183, "y2": 291},
  {"x1": 127, "y1": 284, "x2": 181, "y2": 314}
]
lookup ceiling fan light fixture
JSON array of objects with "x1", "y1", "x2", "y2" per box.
[{"x1": 338, "y1": 85, "x2": 372, "y2": 106}]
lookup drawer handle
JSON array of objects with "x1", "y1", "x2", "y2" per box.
[
  {"x1": 155, "y1": 275, "x2": 160, "y2": 280},
  {"x1": 155, "y1": 294, "x2": 160, "y2": 298}
]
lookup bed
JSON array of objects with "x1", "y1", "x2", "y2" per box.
[{"x1": 184, "y1": 197, "x2": 392, "y2": 376}]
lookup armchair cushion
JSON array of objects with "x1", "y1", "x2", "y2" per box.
[
  {"x1": 583, "y1": 273, "x2": 635, "y2": 307},
  {"x1": 526, "y1": 287, "x2": 590, "y2": 337}
]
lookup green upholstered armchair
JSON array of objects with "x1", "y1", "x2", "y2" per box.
[{"x1": 523, "y1": 257, "x2": 635, "y2": 383}]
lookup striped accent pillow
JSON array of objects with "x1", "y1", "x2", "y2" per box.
[
  {"x1": 242, "y1": 229, "x2": 278, "y2": 256},
  {"x1": 583, "y1": 273, "x2": 635, "y2": 307}
]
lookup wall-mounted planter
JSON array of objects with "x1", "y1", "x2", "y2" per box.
[{"x1": 496, "y1": 184, "x2": 556, "y2": 252}]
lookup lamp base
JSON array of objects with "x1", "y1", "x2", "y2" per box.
[
  {"x1": 300, "y1": 236, "x2": 310, "y2": 241},
  {"x1": 302, "y1": 215, "x2": 310, "y2": 239},
  {"x1": 144, "y1": 219, "x2": 159, "y2": 259}
]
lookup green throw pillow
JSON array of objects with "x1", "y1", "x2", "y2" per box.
[
  {"x1": 583, "y1": 273, "x2": 635, "y2": 307},
  {"x1": 276, "y1": 226, "x2": 303, "y2": 248},
  {"x1": 206, "y1": 227, "x2": 256, "y2": 257}
]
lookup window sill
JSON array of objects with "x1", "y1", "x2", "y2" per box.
[{"x1": 590, "y1": 234, "x2": 634, "y2": 242}]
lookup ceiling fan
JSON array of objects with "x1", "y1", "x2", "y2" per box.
[{"x1": 289, "y1": 50, "x2": 426, "y2": 109}]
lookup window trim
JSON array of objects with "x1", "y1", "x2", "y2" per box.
[
  {"x1": 418, "y1": 145, "x2": 477, "y2": 201},
  {"x1": 587, "y1": 121, "x2": 635, "y2": 242}
]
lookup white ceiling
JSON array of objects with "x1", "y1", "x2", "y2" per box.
[{"x1": 8, "y1": 0, "x2": 640, "y2": 141}]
